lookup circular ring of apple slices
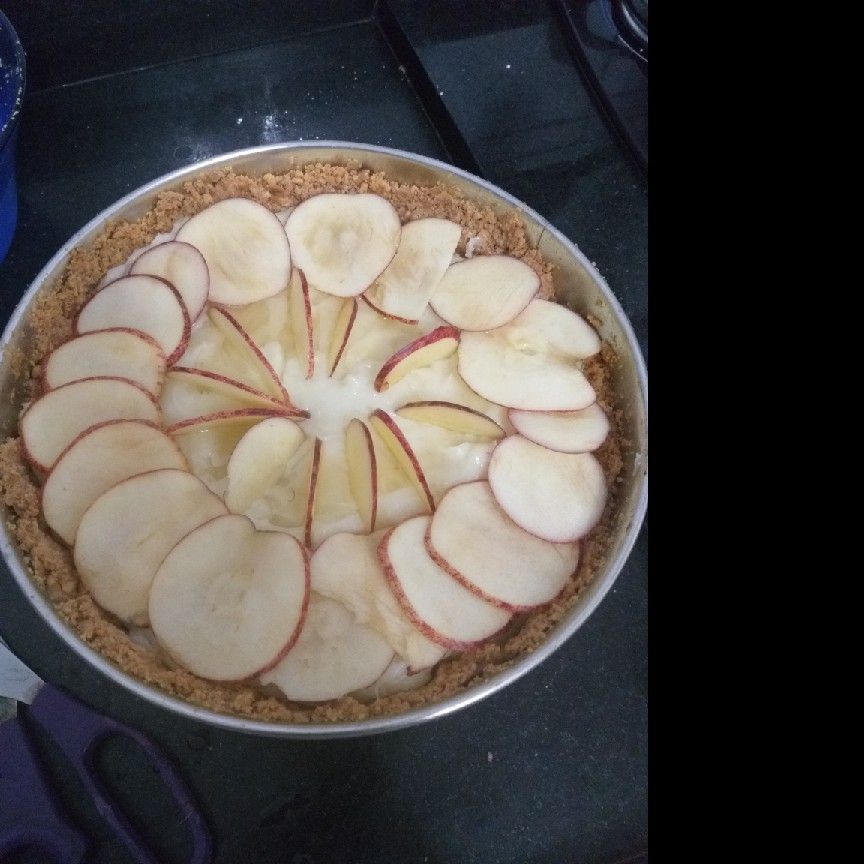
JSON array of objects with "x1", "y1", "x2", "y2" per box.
[{"x1": 26, "y1": 193, "x2": 615, "y2": 706}]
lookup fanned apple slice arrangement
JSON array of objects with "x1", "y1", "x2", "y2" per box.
[{"x1": 21, "y1": 192, "x2": 612, "y2": 705}]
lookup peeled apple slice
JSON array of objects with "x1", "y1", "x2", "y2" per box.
[
  {"x1": 426, "y1": 481, "x2": 579, "y2": 609},
  {"x1": 41, "y1": 329, "x2": 166, "y2": 396},
  {"x1": 457, "y1": 300, "x2": 599, "y2": 411},
  {"x1": 430, "y1": 255, "x2": 539, "y2": 331},
  {"x1": 225, "y1": 417, "x2": 305, "y2": 514},
  {"x1": 129, "y1": 241, "x2": 210, "y2": 322},
  {"x1": 42, "y1": 420, "x2": 187, "y2": 546},
  {"x1": 260, "y1": 594, "x2": 393, "y2": 702},
  {"x1": 74, "y1": 469, "x2": 228, "y2": 625},
  {"x1": 20, "y1": 377, "x2": 160, "y2": 472},
  {"x1": 149, "y1": 514, "x2": 309, "y2": 680},
  {"x1": 175, "y1": 198, "x2": 291, "y2": 306},
  {"x1": 508, "y1": 403, "x2": 609, "y2": 453},
  {"x1": 311, "y1": 531, "x2": 446, "y2": 671},
  {"x1": 488, "y1": 435, "x2": 607, "y2": 542},
  {"x1": 378, "y1": 516, "x2": 511, "y2": 649},
  {"x1": 365, "y1": 218, "x2": 462, "y2": 323},
  {"x1": 285, "y1": 193, "x2": 401, "y2": 297},
  {"x1": 76, "y1": 275, "x2": 190, "y2": 365}
]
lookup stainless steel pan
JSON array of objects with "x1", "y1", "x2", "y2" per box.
[{"x1": 0, "y1": 143, "x2": 648, "y2": 737}]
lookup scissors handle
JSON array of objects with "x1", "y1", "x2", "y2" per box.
[
  {"x1": 0, "y1": 715, "x2": 88, "y2": 861},
  {"x1": 25, "y1": 684, "x2": 213, "y2": 864}
]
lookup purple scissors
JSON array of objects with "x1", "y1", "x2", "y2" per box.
[{"x1": 0, "y1": 636, "x2": 212, "y2": 863}]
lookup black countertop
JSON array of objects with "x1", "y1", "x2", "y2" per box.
[{"x1": 0, "y1": 2, "x2": 648, "y2": 861}]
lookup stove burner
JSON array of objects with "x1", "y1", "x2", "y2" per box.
[{"x1": 613, "y1": 0, "x2": 648, "y2": 61}]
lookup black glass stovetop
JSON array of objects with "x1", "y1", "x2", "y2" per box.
[{"x1": 0, "y1": 2, "x2": 647, "y2": 862}]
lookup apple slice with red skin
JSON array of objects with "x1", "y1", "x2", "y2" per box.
[
  {"x1": 41, "y1": 328, "x2": 167, "y2": 396},
  {"x1": 149, "y1": 514, "x2": 309, "y2": 680},
  {"x1": 373, "y1": 326, "x2": 459, "y2": 393},
  {"x1": 364, "y1": 218, "x2": 462, "y2": 323},
  {"x1": 508, "y1": 403, "x2": 609, "y2": 453},
  {"x1": 175, "y1": 198, "x2": 291, "y2": 306},
  {"x1": 161, "y1": 367, "x2": 306, "y2": 427},
  {"x1": 488, "y1": 435, "x2": 607, "y2": 542},
  {"x1": 327, "y1": 297, "x2": 358, "y2": 376},
  {"x1": 225, "y1": 417, "x2": 305, "y2": 514},
  {"x1": 74, "y1": 469, "x2": 228, "y2": 625},
  {"x1": 368, "y1": 410, "x2": 434, "y2": 512},
  {"x1": 20, "y1": 377, "x2": 161, "y2": 472},
  {"x1": 311, "y1": 531, "x2": 446, "y2": 671},
  {"x1": 378, "y1": 516, "x2": 511, "y2": 650},
  {"x1": 353, "y1": 658, "x2": 433, "y2": 701},
  {"x1": 285, "y1": 193, "x2": 401, "y2": 297},
  {"x1": 260, "y1": 593, "x2": 393, "y2": 702},
  {"x1": 345, "y1": 418, "x2": 378, "y2": 533},
  {"x1": 288, "y1": 268, "x2": 314, "y2": 379},
  {"x1": 76, "y1": 275, "x2": 190, "y2": 365},
  {"x1": 457, "y1": 300, "x2": 599, "y2": 411},
  {"x1": 430, "y1": 255, "x2": 539, "y2": 331},
  {"x1": 395, "y1": 401, "x2": 504, "y2": 440},
  {"x1": 425, "y1": 481, "x2": 579, "y2": 610},
  {"x1": 129, "y1": 241, "x2": 210, "y2": 322},
  {"x1": 208, "y1": 305, "x2": 293, "y2": 404},
  {"x1": 303, "y1": 438, "x2": 323, "y2": 549},
  {"x1": 166, "y1": 407, "x2": 304, "y2": 436},
  {"x1": 42, "y1": 419, "x2": 187, "y2": 546}
]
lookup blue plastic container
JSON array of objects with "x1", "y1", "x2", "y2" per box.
[{"x1": 0, "y1": 11, "x2": 25, "y2": 264}]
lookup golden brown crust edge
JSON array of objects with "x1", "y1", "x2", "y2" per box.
[{"x1": 0, "y1": 164, "x2": 626, "y2": 724}]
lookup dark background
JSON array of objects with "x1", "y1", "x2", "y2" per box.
[{"x1": 0, "y1": 2, "x2": 648, "y2": 861}]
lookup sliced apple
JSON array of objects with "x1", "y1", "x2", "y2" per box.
[
  {"x1": 260, "y1": 593, "x2": 393, "y2": 702},
  {"x1": 161, "y1": 367, "x2": 305, "y2": 427},
  {"x1": 430, "y1": 255, "x2": 539, "y2": 331},
  {"x1": 208, "y1": 306, "x2": 293, "y2": 403},
  {"x1": 224, "y1": 417, "x2": 305, "y2": 514},
  {"x1": 327, "y1": 297, "x2": 358, "y2": 376},
  {"x1": 76, "y1": 275, "x2": 190, "y2": 365},
  {"x1": 396, "y1": 401, "x2": 504, "y2": 440},
  {"x1": 364, "y1": 218, "x2": 462, "y2": 323},
  {"x1": 20, "y1": 377, "x2": 160, "y2": 472},
  {"x1": 285, "y1": 193, "x2": 401, "y2": 297},
  {"x1": 379, "y1": 516, "x2": 511, "y2": 650},
  {"x1": 41, "y1": 329, "x2": 167, "y2": 396},
  {"x1": 166, "y1": 408, "x2": 297, "y2": 437},
  {"x1": 345, "y1": 418, "x2": 378, "y2": 533},
  {"x1": 288, "y1": 268, "x2": 314, "y2": 379},
  {"x1": 488, "y1": 435, "x2": 607, "y2": 542},
  {"x1": 129, "y1": 241, "x2": 210, "y2": 322},
  {"x1": 368, "y1": 410, "x2": 434, "y2": 511},
  {"x1": 149, "y1": 514, "x2": 309, "y2": 680},
  {"x1": 75, "y1": 469, "x2": 228, "y2": 625},
  {"x1": 508, "y1": 403, "x2": 609, "y2": 453},
  {"x1": 42, "y1": 420, "x2": 187, "y2": 546},
  {"x1": 426, "y1": 481, "x2": 579, "y2": 609},
  {"x1": 311, "y1": 531, "x2": 446, "y2": 670},
  {"x1": 458, "y1": 301, "x2": 599, "y2": 411},
  {"x1": 353, "y1": 658, "x2": 433, "y2": 701},
  {"x1": 175, "y1": 198, "x2": 291, "y2": 306},
  {"x1": 373, "y1": 326, "x2": 459, "y2": 393},
  {"x1": 304, "y1": 438, "x2": 322, "y2": 548}
]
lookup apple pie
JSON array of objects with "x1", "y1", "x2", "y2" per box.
[{"x1": 0, "y1": 164, "x2": 625, "y2": 723}]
